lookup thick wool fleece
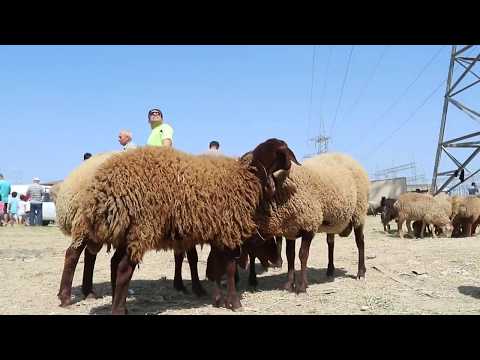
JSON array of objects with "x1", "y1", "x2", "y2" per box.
[
  {"x1": 257, "y1": 153, "x2": 369, "y2": 239},
  {"x1": 78, "y1": 146, "x2": 263, "y2": 263},
  {"x1": 54, "y1": 152, "x2": 116, "y2": 240},
  {"x1": 394, "y1": 192, "x2": 450, "y2": 227},
  {"x1": 451, "y1": 196, "x2": 480, "y2": 222}
]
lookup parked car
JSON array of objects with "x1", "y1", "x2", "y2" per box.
[{"x1": 10, "y1": 184, "x2": 56, "y2": 226}]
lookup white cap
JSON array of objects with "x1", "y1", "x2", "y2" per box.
[{"x1": 33, "y1": 177, "x2": 40, "y2": 182}]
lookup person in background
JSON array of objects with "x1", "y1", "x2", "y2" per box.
[
  {"x1": 7, "y1": 192, "x2": 19, "y2": 226},
  {"x1": 0, "y1": 173, "x2": 11, "y2": 226},
  {"x1": 27, "y1": 177, "x2": 45, "y2": 226},
  {"x1": 468, "y1": 182, "x2": 479, "y2": 196},
  {"x1": 205, "y1": 140, "x2": 222, "y2": 156},
  {"x1": 18, "y1": 194, "x2": 27, "y2": 225},
  {"x1": 83, "y1": 152, "x2": 92, "y2": 161},
  {"x1": 118, "y1": 129, "x2": 137, "y2": 151},
  {"x1": 146, "y1": 108, "x2": 173, "y2": 147}
]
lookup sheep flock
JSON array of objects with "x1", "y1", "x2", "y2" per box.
[{"x1": 50, "y1": 138, "x2": 478, "y2": 314}]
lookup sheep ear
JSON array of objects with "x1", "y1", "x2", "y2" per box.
[
  {"x1": 274, "y1": 147, "x2": 298, "y2": 173},
  {"x1": 239, "y1": 151, "x2": 254, "y2": 165},
  {"x1": 287, "y1": 147, "x2": 301, "y2": 166}
]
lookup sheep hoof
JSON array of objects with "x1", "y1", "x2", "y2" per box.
[
  {"x1": 192, "y1": 284, "x2": 207, "y2": 298},
  {"x1": 283, "y1": 281, "x2": 295, "y2": 292},
  {"x1": 112, "y1": 308, "x2": 128, "y2": 315},
  {"x1": 356, "y1": 272, "x2": 366, "y2": 280},
  {"x1": 248, "y1": 277, "x2": 258, "y2": 288},
  {"x1": 295, "y1": 282, "x2": 308, "y2": 294},
  {"x1": 174, "y1": 281, "x2": 189, "y2": 294},
  {"x1": 225, "y1": 294, "x2": 242, "y2": 311},
  {"x1": 271, "y1": 260, "x2": 283, "y2": 269},
  {"x1": 213, "y1": 293, "x2": 224, "y2": 308},
  {"x1": 58, "y1": 294, "x2": 73, "y2": 307},
  {"x1": 326, "y1": 267, "x2": 335, "y2": 277},
  {"x1": 84, "y1": 292, "x2": 98, "y2": 300}
]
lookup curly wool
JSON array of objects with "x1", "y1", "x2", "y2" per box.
[
  {"x1": 256, "y1": 153, "x2": 369, "y2": 239},
  {"x1": 433, "y1": 192, "x2": 453, "y2": 218},
  {"x1": 78, "y1": 147, "x2": 263, "y2": 263},
  {"x1": 394, "y1": 192, "x2": 450, "y2": 227},
  {"x1": 54, "y1": 152, "x2": 116, "y2": 247},
  {"x1": 451, "y1": 196, "x2": 480, "y2": 222}
]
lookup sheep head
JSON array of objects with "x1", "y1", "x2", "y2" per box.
[
  {"x1": 242, "y1": 138, "x2": 300, "y2": 201},
  {"x1": 238, "y1": 235, "x2": 280, "y2": 270}
]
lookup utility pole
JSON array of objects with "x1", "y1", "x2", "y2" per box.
[
  {"x1": 431, "y1": 45, "x2": 480, "y2": 194},
  {"x1": 304, "y1": 134, "x2": 330, "y2": 159}
]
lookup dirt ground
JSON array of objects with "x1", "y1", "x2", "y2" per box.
[{"x1": 0, "y1": 216, "x2": 479, "y2": 315}]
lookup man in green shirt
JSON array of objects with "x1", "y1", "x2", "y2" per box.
[{"x1": 147, "y1": 108, "x2": 173, "y2": 147}]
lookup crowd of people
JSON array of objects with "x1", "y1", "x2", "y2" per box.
[
  {"x1": 0, "y1": 174, "x2": 47, "y2": 227},
  {"x1": 1, "y1": 107, "x2": 220, "y2": 228}
]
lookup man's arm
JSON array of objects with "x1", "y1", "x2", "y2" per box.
[{"x1": 161, "y1": 124, "x2": 173, "y2": 147}]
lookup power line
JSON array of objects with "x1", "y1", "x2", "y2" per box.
[
  {"x1": 340, "y1": 45, "x2": 390, "y2": 125},
  {"x1": 365, "y1": 77, "x2": 447, "y2": 160},
  {"x1": 318, "y1": 45, "x2": 333, "y2": 137},
  {"x1": 359, "y1": 45, "x2": 447, "y2": 149},
  {"x1": 305, "y1": 45, "x2": 317, "y2": 149},
  {"x1": 330, "y1": 45, "x2": 355, "y2": 137}
]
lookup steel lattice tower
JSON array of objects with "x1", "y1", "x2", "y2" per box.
[{"x1": 431, "y1": 45, "x2": 480, "y2": 194}]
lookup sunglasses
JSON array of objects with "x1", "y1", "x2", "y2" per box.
[{"x1": 149, "y1": 112, "x2": 161, "y2": 116}]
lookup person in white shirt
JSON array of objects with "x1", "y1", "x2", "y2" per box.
[
  {"x1": 468, "y1": 182, "x2": 479, "y2": 196},
  {"x1": 17, "y1": 194, "x2": 28, "y2": 224},
  {"x1": 118, "y1": 130, "x2": 137, "y2": 151},
  {"x1": 26, "y1": 177, "x2": 45, "y2": 226}
]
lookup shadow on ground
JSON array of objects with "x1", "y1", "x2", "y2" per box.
[
  {"x1": 458, "y1": 286, "x2": 480, "y2": 299},
  {"x1": 83, "y1": 265, "x2": 350, "y2": 314}
]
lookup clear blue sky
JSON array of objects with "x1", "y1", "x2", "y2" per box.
[{"x1": 1, "y1": 45, "x2": 478, "y2": 185}]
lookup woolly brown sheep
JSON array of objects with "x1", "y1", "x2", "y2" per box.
[
  {"x1": 236, "y1": 152, "x2": 369, "y2": 293},
  {"x1": 450, "y1": 196, "x2": 480, "y2": 237},
  {"x1": 55, "y1": 152, "x2": 207, "y2": 308},
  {"x1": 394, "y1": 192, "x2": 453, "y2": 239},
  {"x1": 62, "y1": 138, "x2": 299, "y2": 313}
]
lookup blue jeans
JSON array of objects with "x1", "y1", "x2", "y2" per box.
[{"x1": 30, "y1": 203, "x2": 43, "y2": 226}]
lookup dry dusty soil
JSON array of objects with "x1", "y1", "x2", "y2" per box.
[{"x1": 1, "y1": 216, "x2": 479, "y2": 315}]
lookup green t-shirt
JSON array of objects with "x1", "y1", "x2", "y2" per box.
[{"x1": 147, "y1": 123, "x2": 174, "y2": 147}]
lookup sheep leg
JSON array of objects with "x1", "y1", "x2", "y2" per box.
[
  {"x1": 110, "y1": 247, "x2": 125, "y2": 302},
  {"x1": 419, "y1": 221, "x2": 426, "y2": 239},
  {"x1": 235, "y1": 264, "x2": 240, "y2": 288},
  {"x1": 326, "y1": 233, "x2": 335, "y2": 277},
  {"x1": 271, "y1": 236, "x2": 283, "y2": 268},
  {"x1": 354, "y1": 224, "x2": 366, "y2": 279},
  {"x1": 397, "y1": 217, "x2": 405, "y2": 238},
  {"x1": 296, "y1": 231, "x2": 313, "y2": 293},
  {"x1": 82, "y1": 249, "x2": 98, "y2": 300},
  {"x1": 111, "y1": 248, "x2": 136, "y2": 315},
  {"x1": 209, "y1": 247, "x2": 225, "y2": 307},
  {"x1": 248, "y1": 253, "x2": 258, "y2": 289},
  {"x1": 224, "y1": 257, "x2": 242, "y2": 311},
  {"x1": 283, "y1": 239, "x2": 296, "y2": 292},
  {"x1": 173, "y1": 250, "x2": 188, "y2": 294},
  {"x1": 406, "y1": 221, "x2": 414, "y2": 238},
  {"x1": 186, "y1": 247, "x2": 207, "y2": 297},
  {"x1": 465, "y1": 222, "x2": 473, "y2": 237},
  {"x1": 212, "y1": 281, "x2": 224, "y2": 307},
  {"x1": 58, "y1": 242, "x2": 87, "y2": 307}
]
